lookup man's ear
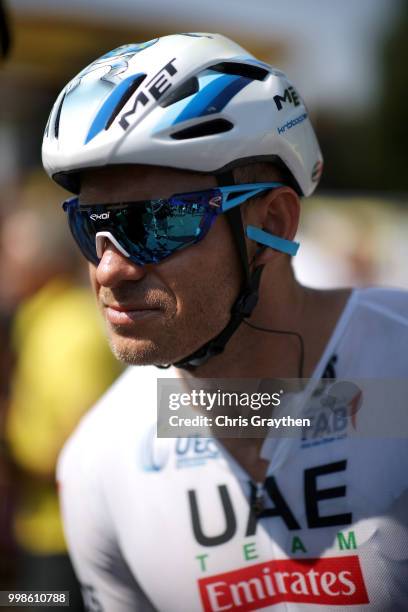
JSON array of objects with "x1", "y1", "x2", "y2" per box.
[{"x1": 247, "y1": 187, "x2": 300, "y2": 267}]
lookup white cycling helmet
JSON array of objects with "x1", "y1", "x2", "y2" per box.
[{"x1": 42, "y1": 32, "x2": 323, "y2": 196}]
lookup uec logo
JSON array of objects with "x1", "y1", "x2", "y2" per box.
[{"x1": 140, "y1": 425, "x2": 171, "y2": 472}]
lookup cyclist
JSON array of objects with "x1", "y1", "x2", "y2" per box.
[{"x1": 43, "y1": 33, "x2": 408, "y2": 611}]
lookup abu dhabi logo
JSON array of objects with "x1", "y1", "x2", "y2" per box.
[{"x1": 301, "y1": 381, "x2": 362, "y2": 448}]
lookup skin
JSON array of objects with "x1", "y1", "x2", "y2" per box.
[{"x1": 81, "y1": 164, "x2": 351, "y2": 481}]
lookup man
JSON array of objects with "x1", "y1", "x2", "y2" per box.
[{"x1": 42, "y1": 34, "x2": 408, "y2": 611}]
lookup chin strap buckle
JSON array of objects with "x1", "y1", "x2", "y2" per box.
[
  {"x1": 169, "y1": 265, "x2": 265, "y2": 370},
  {"x1": 233, "y1": 286, "x2": 260, "y2": 318},
  {"x1": 232, "y1": 264, "x2": 263, "y2": 318}
]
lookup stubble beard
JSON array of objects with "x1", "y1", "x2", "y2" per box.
[
  {"x1": 97, "y1": 246, "x2": 241, "y2": 366},
  {"x1": 105, "y1": 301, "x2": 228, "y2": 366},
  {"x1": 103, "y1": 283, "x2": 235, "y2": 367}
]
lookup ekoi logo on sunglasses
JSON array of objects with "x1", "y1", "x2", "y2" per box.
[
  {"x1": 198, "y1": 556, "x2": 369, "y2": 611},
  {"x1": 90, "y1": 212, "x2": 110, "y2": 221}
]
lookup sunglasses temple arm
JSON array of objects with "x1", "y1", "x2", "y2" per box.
[
  {"x1": 221, "y1": 187, "x2": 269, "y2": 211},
  {"x1": 246, "y1": 225, "x2": 299, "y2": 256}
]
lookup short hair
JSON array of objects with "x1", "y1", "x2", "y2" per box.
[
  {"x1": 233, "y1": 161, "x2": 284, "y2": 185},
  {"x1": 233, "y1": 161, "x2": 299, "y2": 194}
]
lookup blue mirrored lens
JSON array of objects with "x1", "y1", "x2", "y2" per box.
[{"x1": 115, "y1": 195, "x2": 215, "y2": 263}]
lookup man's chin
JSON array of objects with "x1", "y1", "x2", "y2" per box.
[
  {"x1": 107, "y1": 335, "x2": 185, "y2": 367},
  {"x1": 108, "y1": 337, "x2": 158, "y2": 366}
]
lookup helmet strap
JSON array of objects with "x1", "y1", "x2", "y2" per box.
[{"x1": 168, "y1": 171, "x2": 264, "y2": 370}]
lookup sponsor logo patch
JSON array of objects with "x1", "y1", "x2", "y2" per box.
[
  {"x1": 312, "y1": 160, "x2": 324, "y2": 182},
  {"x1": 198, "y1": 555, "x2": 369, "y2": 610},
  {"x1": 176, "y1": 438, "x2": 220, "y2": 469},
  {"x1": 277, "y1": 112, "x2": 308, "y2": 135},
  {"x1": 90, "y1": 212, "x2": 110, "y2": 221}
]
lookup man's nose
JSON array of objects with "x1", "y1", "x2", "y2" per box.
[{"x1": 95, "y1": 236, "x2": 146, "y2": 287}]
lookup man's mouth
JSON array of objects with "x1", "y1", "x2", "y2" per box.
[{"x1": 103, "y1": 302, "x2": 161, "y2": 325}]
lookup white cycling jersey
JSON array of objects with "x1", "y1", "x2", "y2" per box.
[{"x1": 57, "y1": 288, "x2": 408, "y2": 612}]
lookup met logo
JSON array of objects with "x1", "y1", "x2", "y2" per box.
[
  {"x1": 119, "y1": 58, "x2": 178, "y2": 130},
  {"x1": 273, "y1": 86, "x2": 301, "y2": 111}
]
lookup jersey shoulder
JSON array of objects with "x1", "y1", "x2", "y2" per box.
[
  {"x1": 354, "y1": 286, "x2": 408, "y2": 323},
  {"x1": 57, "y1": 365, "x2": 159, "y2": 482},
  {"x1": 332, "y1": 287, "x2": 408, "y2": 377}
]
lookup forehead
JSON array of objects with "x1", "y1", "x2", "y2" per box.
[{"x1": 79, "y1": 164, "x2": 217, "y2": 203}]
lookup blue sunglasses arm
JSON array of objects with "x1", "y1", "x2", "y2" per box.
[
  {"x1": 220, "y1": 182, "x2": 284, "y2": 212},
  {"x1": 246, "y1": 225, "x2": 300, "y2": 256}
]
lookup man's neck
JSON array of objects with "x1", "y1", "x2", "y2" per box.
[
  {"x1": 179, "y1": 269, "x2": 352, "y2": 483},
  {"x1": 187, "y1": 265, "x2": 351, "y2": 380}
]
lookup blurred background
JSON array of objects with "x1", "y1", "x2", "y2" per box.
[{"x1": 0, "y1": 0, "x2": 407, "y2": 606}]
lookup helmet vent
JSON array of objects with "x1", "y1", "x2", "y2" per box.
[
  {"x1": 161, "y1": 77, "x2": 199, "y2": 108},
  {"x1": 209, "y1": 62, "x2": 269, "y2": 81},
  {"x1": 54, "y1": 93, "x2": 66, "y2": 139},
  {"x1": 105, "y1": 73, "x2": 146, "y2": 130},
  {"x1": 171, "y1": 119, "x2": 233, "y2": 140}
]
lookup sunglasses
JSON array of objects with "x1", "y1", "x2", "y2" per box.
[{"x1": 62, "y1": 182, "x2": 299, "y2": 266}]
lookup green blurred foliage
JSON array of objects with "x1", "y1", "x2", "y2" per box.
[
  {"x1": 378, "y1": 0, "x2": 408, "y2": 190},
  {"x1": 319, "y1": 1, "x2": 408, "y2": 193}
]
